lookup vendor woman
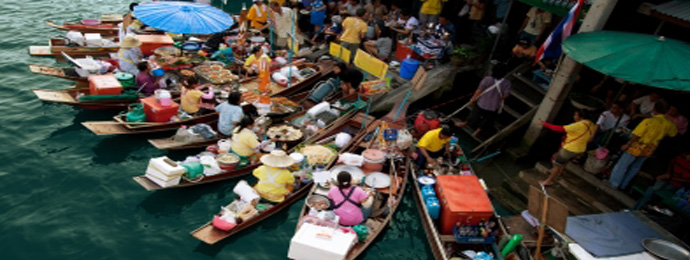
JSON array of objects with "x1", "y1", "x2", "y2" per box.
[
  {"x1": 328, "y1": 171, "x2": 372, "y2": 226},
  {"x1": 117, "y1": 35, "x2": 144, "y2": 75},
  {"x1": 231, "y1": 117, "x2": 262, "y2": 160},
  {"x1": 215, "y1": 91, "x2": 244, "y2": 136},
  {"x1": 253, "y1": 149, "x2": 296, "y2": 203},
  {"x1": 416, "y1": 125, "x2": 452, "y2": 168},
  {"x1": 181, "y1": 77, "x2": 214, "y2": 115},
  {"x1": 244, "y1": 46, "x2": 271, "y2": 75}
]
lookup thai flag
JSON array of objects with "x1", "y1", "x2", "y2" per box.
[{"x1": 534, "y1": 0, "x2": 585, "y2": 64}]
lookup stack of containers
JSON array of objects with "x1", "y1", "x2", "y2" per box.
[
  {"x1": 145, "y1": 156, "x2": 185, "y2": 188},
  {"x1": 435, "y1": 175, "x2": 494, "y2": 234},
  {"x1": 140, "y1": 96, "x2": 179, "y2": 122},
  {"x1": 421, "y1": 185, "x2": 440, "y2": 220}
]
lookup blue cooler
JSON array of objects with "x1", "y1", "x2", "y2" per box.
[
  {"x1": 421, "y1": 185, "x2": 436, "y2": 201},
  {"x1": 425, "y1": 196, "x2": 440, "y2": 220}
]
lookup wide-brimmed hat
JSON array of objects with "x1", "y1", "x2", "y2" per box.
[
  {"x1": 119, "y1": 35, "x2": 141, "y2": 48},
  {"x1": 260, "y1": 150, "x2": 296, "y2": 168}
]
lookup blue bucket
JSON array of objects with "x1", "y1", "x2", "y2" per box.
[
  {"x1": 400, "y1": 58, "x2": 420, "y2": 80},
  {"x1": 152, "y1": 67, "x2": 165, "y2": 77}
]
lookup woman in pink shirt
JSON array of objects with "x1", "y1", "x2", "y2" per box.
[
  {"x1": 328, "y1": 171, "x2": 371, "y2": 226},
  {"x1": 666, "y1": 105, "x2": 687, "y2": 135}
]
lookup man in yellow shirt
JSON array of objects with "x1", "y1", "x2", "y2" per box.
[
  {"x1": 416, "y1": 126, "x2": 452, "y2": 168},
  {"x1": 609, "y1": 102, "x2": 677, "y2": 189},
  {"x1": 419, "y1": 0, "x2": 446, "y2": 26},
  {"x1": 339, "y1": 8, "x2": 368, "y2": 62},
  {"x1": 253, "y1": 150, "x2": 296, "y2": 202},
  {"x1": 539, "y1": 110, "x2": 594, "y2": 186},
  {"x1": 246, "y1": 0, "x2": 268, "y2": 30}
]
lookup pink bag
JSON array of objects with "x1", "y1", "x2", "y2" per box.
[
  {"x1": 595, "y1": 147, "x2": 609, "y2": 160},
  {"x1": 212, "y1": 214, "x2": 237, "y2": 231}
]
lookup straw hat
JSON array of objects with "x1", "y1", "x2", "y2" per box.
[
  {"x1": 260, "y1": 150, "x2": 296, "y2": 168},
  {"x1": 119, "y1": 35, "x2": 141, "y2": 48}
]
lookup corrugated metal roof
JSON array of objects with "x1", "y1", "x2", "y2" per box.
[{"x1": 652, "y1": 0, "x2": 690, "y2": 22}]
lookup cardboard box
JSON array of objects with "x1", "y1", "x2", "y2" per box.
[{"x1": 288, "y1": 223, "x2": 356, "y2": 260}]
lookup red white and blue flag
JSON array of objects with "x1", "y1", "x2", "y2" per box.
[{"x1": 534, "y1": 0, "x2": 585, "y2": 64}]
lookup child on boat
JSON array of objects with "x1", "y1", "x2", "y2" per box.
[
  {"x1": 215, "y1": 91, "x2": 244, "y2": 136},
  {"x1": 328, "y1": 171, "x2": 373, "y2": 226},
  {"x1": 253, "y1": 150, "x2": 296, "y2": 203},
  {"x1": 181, "y1": 77, "x2": 214, "y2": 115}
]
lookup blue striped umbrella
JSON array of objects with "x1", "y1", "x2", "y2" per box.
[{"x1": 133, "y1": 1, "x2": 234, "y2": 34}]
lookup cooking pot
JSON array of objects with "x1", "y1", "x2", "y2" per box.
[{"x1": 362, "y1": 149, "x2": 387, "y2": 172}]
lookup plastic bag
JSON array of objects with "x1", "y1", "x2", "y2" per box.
[
  {"x1": 397, "y1": 129, "x2": 413, "y2": 149},
  {"x1": 199, "y1": 155, "x2": 222, "y2": 176},
  {"x1": 233, "y1": 180, "x2": 260, "y2": 204},
  {"x1": 334, "y1": 133, "x2": 352, "y2": 148},
  {"x1": 171, "y1": 127, "x2": 205, "y2": 143},
  {"x1": 217, "y1": 139, "x2": 232, "y2": 153}
]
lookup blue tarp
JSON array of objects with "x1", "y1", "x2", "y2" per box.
[{"x1": 565, "y1": 211, "x2": 664, "y2": 257}]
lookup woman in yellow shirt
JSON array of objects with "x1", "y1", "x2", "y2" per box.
[
  {"x1": 231, "y1": 117, "x2": 262, "y2": 159},
  {"x1": 181, "y1": 77, "x2": 214, "y2": 115},
  {"x1": 244, "y1": 46, "x2": 272, "y2": 75},
  {"x1": 253, "y1": 149, "x2": 296, "y2": 202},
  {"x1": 539, "y1": 109, "x2": 594, "y2": 185}
]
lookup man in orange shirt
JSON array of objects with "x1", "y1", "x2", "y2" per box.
[{"x1": 246, "y1": 0, "x2": 269, "y2": 30}]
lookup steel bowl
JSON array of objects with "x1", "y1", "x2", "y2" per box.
[{"x1": 642, "y1": 238, "x2": 690, "y2": 260}]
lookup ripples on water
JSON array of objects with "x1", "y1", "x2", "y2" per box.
[{"x1": 0, "y1": 1, "x2": 432, "y2": 259}]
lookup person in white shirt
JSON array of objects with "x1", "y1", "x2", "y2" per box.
[
  {"x1": 591, "y1": 102, "x2": 630, "y2": 146},
  {"x1": 631, "y1": 92, "x2": 662, "y2": 120},
  {"x1": 269, "y1": 1, "x2": 299, "y2": 49},
  {"x1": 390, "y1": 10, "x2": 420, "y2": 37}
]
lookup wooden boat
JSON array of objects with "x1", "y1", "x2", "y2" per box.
[
  {"x1": 29, "y1": 37, "x2": 119, "y2": 58},
  {"x1": 45, "y1": 19, "x2": 119, "y2": 35},
  {"x1": 29, "y1": 64, "x2": 88, "y2": 82},
  {"x1": 410, "y1": 136, "x2": 508, "y2": 259},
  {"x1": 32, "y1": 87, "x2": 139, "y2": 109},
  {"x1": 82, "y1": 62, "x2": 328, "y2": 136},
  {"x1": 288, "y1": 103, "x2": 411, "y2": 259},
  {"x1": 189, "y1": 113, "x2": 375, "y2": 245}
]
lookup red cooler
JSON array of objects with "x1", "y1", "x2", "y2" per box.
[
  {"x1": 435, "y1": 175, "x2": 494, "y2": 234},
  {"x1": 140, "y1": 96, "x2": 179, "y2": 122},
  {"x1": 88, "y1": 75, "x2": 122, "y2": 95},
  {"x1": 395, "y1": 41, "x2": 421, "y2": 61},
  {"x1": 138, "y1": 34, "x2": 174, "y2": 55}
]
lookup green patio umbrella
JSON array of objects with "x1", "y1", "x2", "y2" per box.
[{"x1": 562, "y1": 31, "x2": 690, "y2": 91}]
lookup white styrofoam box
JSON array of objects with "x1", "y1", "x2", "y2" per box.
[
  {"x1": 145, "y1": 172, "x2": 181, "y2": 188},
  {"x1": 148, "y1": 156, "x2": 185, "y2": 176},
  {"x1": 288, "y1": 223, "x2": 356, "y2": 260},
  {"x1": 74, "y1": 58, "x2": 103, "y2": 77},
  {"x1": 84, "y1": 33, "x2": 103, "y2": 47},
  {"x1": 66, "y1": 31, "x2": 85, "y2": 46},
  {"x1": 307, "y1": 102, "x2": 330, "y2": 118}
]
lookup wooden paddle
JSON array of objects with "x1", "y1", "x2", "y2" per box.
[{"x1": 533, "y1": 184, "x2": 550, "y2": 260}]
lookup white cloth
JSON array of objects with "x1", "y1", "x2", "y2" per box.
[
  {"x1": 271, "y1": 7, "x2": 294, "y2": 38},
  {"x1": 632, "y1": 95, "x2": 657, "y2": 115},
  {"x1": 596, "y1": 111, "x2": 630, "y2": 132}
]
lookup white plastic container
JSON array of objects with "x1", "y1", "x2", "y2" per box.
[
  {"x1": 338, "y1": 153, "x2": 364, "y2": 167},
  {"x1": 147, "y1": 156, "x2": 186, "y2": 176},
  {"x1": 145, "y1": 168, "x2": 182, "y2": 188},
  {"x1": 288, "y1": 223, "x2": 356, "y2": 260},
  {"x1": 84, "y1": 33, "x2": 103, "y2": 47},
  {"x1": 307, "y1": 102, "x2": 330, "y2": 118},
  {"x1": 156, "y1": 89, "x2": 172, "y2": 107},
  {"x1": 334, "y1": 133, "x2": 352, "y2": 148},
  {"x1": 233, "y1": 180, "x2": 260, "y2": 203},
  {"x1": 74, "y1": 58, "x2": 103, "y2": 77}
]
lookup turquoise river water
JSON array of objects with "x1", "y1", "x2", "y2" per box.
[{"x1": 0, "y1": 0, "x2": 434, "y2": 259}]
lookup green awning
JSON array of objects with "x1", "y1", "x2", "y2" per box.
[{"x1": 563, "y1": 31, "x2": 690, "y2": 91}]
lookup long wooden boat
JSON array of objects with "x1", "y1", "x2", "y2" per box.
[
  {"x1": 410, "y1": 133, "x2": 508, "y2": 260},
  {"x1": 32, "y1": 87, "x2": 140, "y2": 109},
  {"x1": 288, "y1": 107, "x2": 410, "y2": 259},
  {"x1": 29, "y1": 37, "x2": 119, "y2": 58},
  {"x1": 82, "y1": 62, "x2": 329, "y2": 136},
  {"x1": 189, "y1": 113, "x2": 375, "y2": 245},
  {"x1": 29, "y1": 64, "x2": 88, "y2": 82},
  {"x1": 45, "y1": 19, "x2": 119, "y2": 34},
  {"x1": 134, "y1": 111, "x2": 372, "y2": 192}
]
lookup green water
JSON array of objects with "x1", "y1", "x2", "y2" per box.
[{"x1": 0, "y1": 1, "x2": 432, "y2": 259}]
